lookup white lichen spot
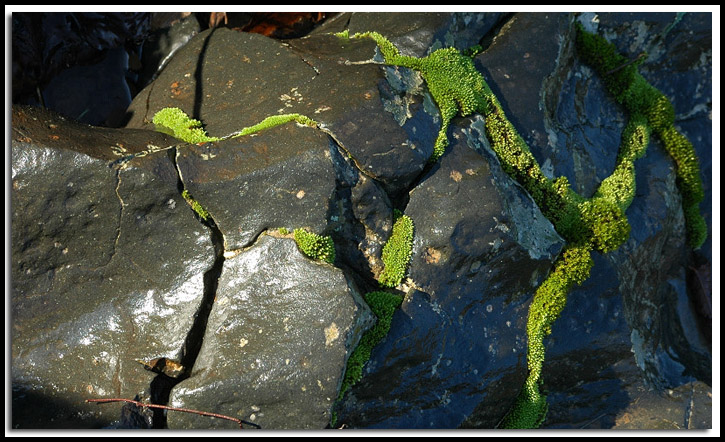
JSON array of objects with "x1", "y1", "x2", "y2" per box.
[
  {"x1": 167, "y1": 198, "x2": 177, "y2": 210},
  {"x1": 324, "y1": 323, "x2": 340, "y2": 347}
]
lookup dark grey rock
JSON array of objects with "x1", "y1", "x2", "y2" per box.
[
  {"x1": 11, "y1": 10, "x2": 711, "y2": 430},
  {"x1": 11, "y1": 107, "x2": 215, "y2": 428},
  {"x1": 166, "y1": 235, "x2": 373, "y2": 429},
  {"x1": 175, "y1": 123, "x2": 338, "y2": 251},
  {"x1": 464, "y1": 11, "x2": 712, "y2": 428},
  {"x1": 333, "y1": 120, "x2": 564, "y2": 428}
]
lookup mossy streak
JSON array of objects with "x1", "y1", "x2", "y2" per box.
[
  {"x1": 152, "y1": 107, "x2": 318, "y2": 144},
  {"x1": 378, "y1": 210, "x2": 415, "y2": 288},
  {"x1": 181, "y1": 189, "x2": 211, "y2": 221},
  {"x1": 343, "y1": 31, "x2": 489, "y2": 161},
  {"x1": 575, "y1": 23, "x2": 707, "y2": 248},
  {"x1": 337, "y1": 291, "x2": 403, "y2": 401}
]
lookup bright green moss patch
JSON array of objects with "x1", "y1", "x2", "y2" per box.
[
  {"x1": 233, "y1": 113, "x2": 317, "y2": 137},
  {"x1": 293, "y1": 228, "x2": 336, "y2": 264},
  {"x1": 337, "y1": 290, "x2": 403, "y2": 402},
  {"x1": 378, "y1": 211, "x2": 415, "y2": 288},
  {"x1": 500, "y1": 243, "x2": 594, "y2": 428},
  {"x1": 346, "y1": 31, "x2": 488, "y2": 162},
  {"x1": 153, "y1": 107, "x2": 220, "y2": 144},
  {"x1": 152, "y1": 107, "x2": 318, "y2": 143},
  {"x1": 181, "y1": 189, "x2": 211, "y2": 221}
]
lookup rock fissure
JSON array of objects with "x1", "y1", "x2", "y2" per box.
[{"x1": 140, "y1": 147, "x2": 228, "y2": 429}]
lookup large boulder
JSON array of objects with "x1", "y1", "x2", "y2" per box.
[
  {"x1": 167, "y1": 235, "x2": 372, "y2": 429},
  {"x1": 11, "y1": 105, "x2": 214, "y2": 428}
]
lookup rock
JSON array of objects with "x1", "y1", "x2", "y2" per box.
[
  {"x1": 11, "y1": 106, "x2": 215, "y2": 428},
  {"x1": 166, "y1": 235, "x2": 373, "y2": 429},
  {"x1": 333, "y1": 119, "x2": 564, "y2": 429},
  {"x1": 11, "y1": 10, "x2": 711, "y2": 430},
  {"x1": 466, "y1": 11, "x2": 712, "y2": 428},
  {"x1": 175, "y1": 123, "x2": 338, "y2": 251}
]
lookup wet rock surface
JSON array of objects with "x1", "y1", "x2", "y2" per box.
[
  {"x1": 167, "y1": 235, "x2": 372, "y2": 429},
  {"x1": 333, "y1": 123, "x2": 564, "y2": 428},
  {"x1": 11, "y1": 106, "x2": 214, "y2": 428},
  {"x1": 11, "y1": 11, "x2": 712, "y2": 431}
]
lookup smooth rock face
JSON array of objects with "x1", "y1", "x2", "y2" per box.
[
  {"x1": 167, "y1": 235, "x2": 372, "y2": 429},
  {"x1": 11, "y1": 107, "x2": 215, "y2": 428},
  {"x1": 175, "y1": 124, "x2": 338, "y2": 251}
]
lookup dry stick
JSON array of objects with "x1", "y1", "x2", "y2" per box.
[{"x1": 86, "y1": 398, "x2": 244, "y2": 429}]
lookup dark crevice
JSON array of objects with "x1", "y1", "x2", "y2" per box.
[
  {"x1": 193, "y1": 26, "x2": 216, "y2": 121},
  {"x1": 147, "y1": 147, "x2": 226, "y2": 428},
  {"x1": 477, "y1": 12, "x2": 517, "y2": 53}
]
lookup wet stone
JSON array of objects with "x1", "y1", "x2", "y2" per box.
[
  {"x1": 333, "y1": 123, "x2": 563, "y2": 428},
  {"x1": 175, "y1": 122, "x2": 338, "y2": 251},
  {"x1": 167, "y1": 235, "x2": 373, "y2": 429},
  {"x1": 11, "y1": 106, "x2": 215, "y2": 428}
]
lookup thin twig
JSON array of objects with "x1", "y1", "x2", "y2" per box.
[{"x1": 86, "y1": 398, "x2": 244, "y2": 429}]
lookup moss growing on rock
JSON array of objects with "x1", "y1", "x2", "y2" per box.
[
  {"x1": 293, "y1": 228, "x2": 336, "y2": 264},
  {"x1": 500, "y1": 243, "x2": 594, "y2": 428},
  {"x1": 575, "y1": 23, "x2": 707, "y2": 249},
  {"x1": 337, "y1": 290, "x2": 403, "y2": 402},
  {"x1": 378, "y1": 211, "x2": 415, "y2": 288},
  {"x1": 345, "y1": 31, "x2": 488, "y2": 161},
  {"x1": 181, "y1": 189, "x2": 211, "y2": 221},
  {"x1": 153, "y1": 107, "x2": 220, "y2": 144},
  {"x1": 152, "y1": 108, "x2": 318, "y2": 144}
]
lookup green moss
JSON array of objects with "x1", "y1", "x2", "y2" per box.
[
  {"x1": 293, "y1": 228, "x2": 336, "y2": 264},
  {"x1": 500, "y1": 243, "x2": 593, "y2": 428},
  {"x1": 181, "y1": 189, "x2": 211, "y2": 221},
  {"x1": 232, "y1": 113, "x2": 317, "y2": 138},
  {"x1": 337, "y1": 291, "x2": 403, "y2": 402},
  {"x1": 347, "y1": 31, "x2": 488, "y2": 162},
  {"x1": 575, "y1": 23, "x2": 707, "y2": 249},
  {"x1": 378, "y1": 212, "x2": 415, "y2": 288},
  {"x1": 152, "y1": 107, "x2": 220, "y2": 144},
  {"x1": 152, "y1": 107, "x2": 318, "y2": 143}
]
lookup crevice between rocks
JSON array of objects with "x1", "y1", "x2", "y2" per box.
[{"x1": 146, "y1": 147, "x2": 227, "y2": 429}]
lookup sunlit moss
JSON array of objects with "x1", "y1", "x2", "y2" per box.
[
  {"x1": 378, "y1": 211, "x2": 415, "y2": 288},
  {"x1": 337, "y1": 290, "x2": 403, "y2": 402},
  {"x1": 152, "y1": 107, "x2": 220, "y2": 144},
  {"x1": 152, "y1": 107, "x2": 317, "y2": 143},
  {"x1": 293, "y1": 228, "x2": 336, "y2": 264},
  {"x1": 347, "y1": 31, "x2": 488, "y2": 161},
  {"x1": 575, "y1": 23, "x2": 707, "y2": 249},
  {"x1": 181, "y1": 189, "x2": 211, "y2": 221}
]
